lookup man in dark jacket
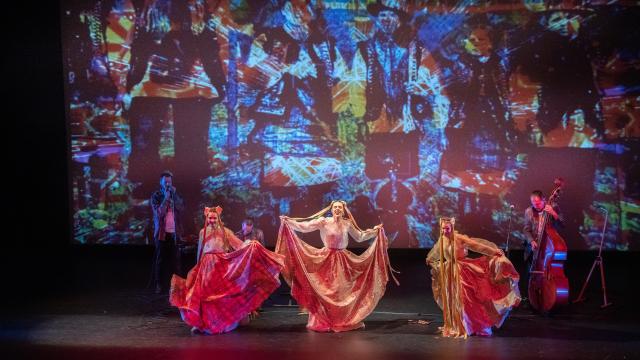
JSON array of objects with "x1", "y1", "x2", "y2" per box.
[{"x1": 151, "y1": 171, "x2": 184, "y2": 294}]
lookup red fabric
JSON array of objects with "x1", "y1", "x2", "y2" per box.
[
  {"x1": 170, "y1": 241, "x2": 283, "y2": 334},
  {"x1": 437, "y1": 255, "x2": 520, "y2": 336},
  {"x1": 276, "y1": 223, "x2": 392, "y2": 332}
]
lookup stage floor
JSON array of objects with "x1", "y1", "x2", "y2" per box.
[{"x1": 2, "y1": 252, "x2": 639, "y2": 359}]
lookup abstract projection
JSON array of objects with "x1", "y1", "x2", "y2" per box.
[{"x1": 62, "y1": 0, "x2": 639, "y2": 249}]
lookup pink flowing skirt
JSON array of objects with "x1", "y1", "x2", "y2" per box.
[
  {"x1": 276, "y1": 224, "x2": 392, "y2": 332},
  {"x1": 170, "y1": 241, "x2": 284, "y2": 334}
]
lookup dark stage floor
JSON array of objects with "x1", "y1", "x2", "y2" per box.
[{"x1": 1, "y1": 250, "x2": 639, "y2": 359}]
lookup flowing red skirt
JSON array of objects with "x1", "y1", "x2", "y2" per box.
[
  {"x1": 170, "y1": 241, "x2": 284, "y2": 334},
  {"x1": 276, "y1": 223, "x2": 392, "y2": 332},
  {"x1": 432, "y1": 255, "x2": 521, "y2": 336}
]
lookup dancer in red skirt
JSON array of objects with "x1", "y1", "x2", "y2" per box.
[
  {"x1": 170, "y1": 206, "x2": 284, "y2": 334},
  {"x1": 277, "y1": 200, "x2": 397, "y2": 332},
  {"x1": 426, "y1": 217, "x2": 521, "y2": 337}
]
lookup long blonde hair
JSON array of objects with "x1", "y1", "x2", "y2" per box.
[
  {"x1": 285, "y1": 200, "x2": 399, "y2": 285},
  {"x1": 202, "y1": 206, "x2": 230, "y2": 254},
  {"x1": 287, "y1": 200, "x2": 368, "y2": 232},
  {"x1": 428, "y1": 217, "x2": 466, "y2": 337}
]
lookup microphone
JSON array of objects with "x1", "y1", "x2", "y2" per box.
[
  {"x1": 165, "y1": 186, "x2": 175, "y2": 203},
  {"x1": 505, "y1": 204, "x2": 515, "y2": 256}
]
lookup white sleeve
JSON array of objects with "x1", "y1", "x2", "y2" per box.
[
  {"x1": 284, "y1": 217, "x2": 324, "y2": 233},
  {"x1": 347, "y1": 222, "x2": 378, "y2": 243}
]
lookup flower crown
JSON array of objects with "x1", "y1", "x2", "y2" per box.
[
  {"x1": 204, "y1": 206, "x2": 223, "y2": 217},
  {"x1": 439, "y1": 217, "x2": 456, "y2": 226}
]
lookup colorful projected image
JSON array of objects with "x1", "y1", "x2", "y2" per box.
[{"x1": 62, "y1": 0, "x2": 640, "y2": 249}]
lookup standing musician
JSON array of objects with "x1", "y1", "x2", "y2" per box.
[
  {"x1": 150, "y1": 171, "x2": 185, "y2": 294},
  {"x1": 522, "y1": 189, "x2": 564, "y2": 301}
]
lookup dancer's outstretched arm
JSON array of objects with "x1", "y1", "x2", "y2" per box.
[
  {"x1": 225, "y1": 228, "x2": 246, "y2": 250},
  {"x1": 458, "y1": 234, "x2": 504, "y2": 257},
  {"x1": 281, "y1": 216, "x2": 324, "y2": 233},
  {"x1": 348, "y1": 223, "x2": 382, "y2": 243}
]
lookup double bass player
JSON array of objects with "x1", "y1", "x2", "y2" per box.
[{"x1": 523, "y1": 187, "x2": 565, "y2": 310}]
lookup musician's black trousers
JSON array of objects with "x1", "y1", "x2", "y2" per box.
[
  {"x1": 521, "y1": 245, "x2": 533, "y2": 297},
  {"x1": 153, "y1": 233, "x2": 179, "y2": 292}
]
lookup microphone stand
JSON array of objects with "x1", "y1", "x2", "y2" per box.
[
  {"x1": 573, "y1": 207, "x2": 612, "y2": 308},
  {"x1": 504, "y1": 206, "x2": 514, "y2": 259}
]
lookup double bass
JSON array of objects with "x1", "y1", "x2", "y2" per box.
[{"x1": 529, "y1": 178, "x2": 569, "y2": 313}]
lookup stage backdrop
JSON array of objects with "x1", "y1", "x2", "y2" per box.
[{"x1": 61, "y1": 0, "x2": 639, "y2": 249}]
